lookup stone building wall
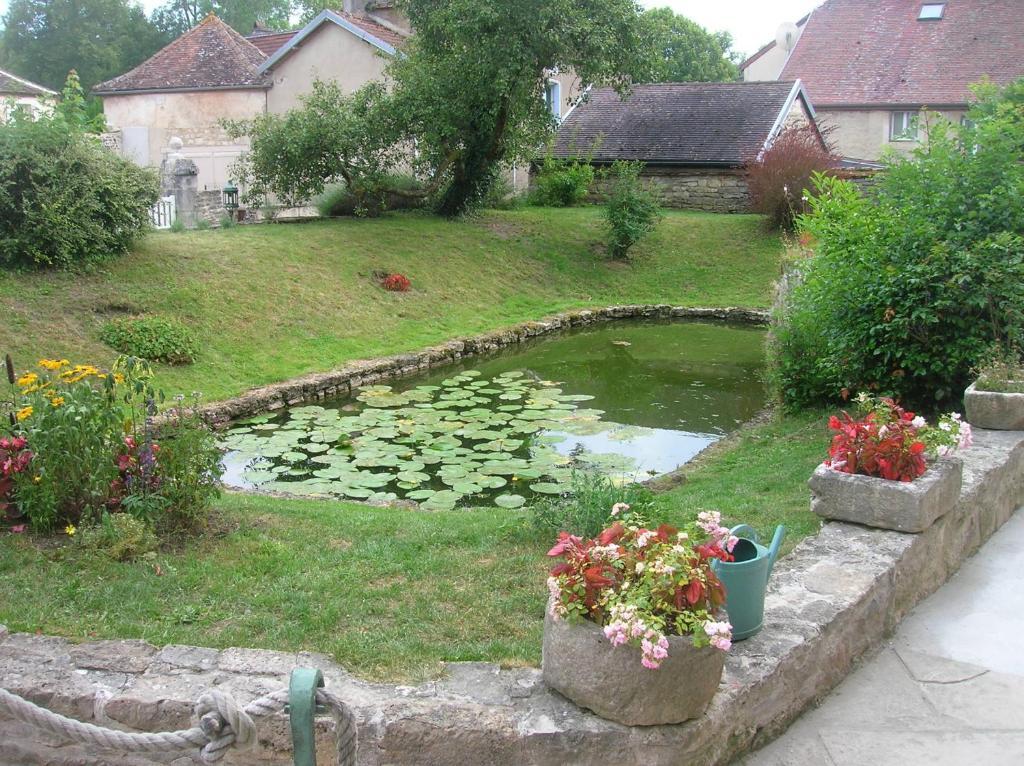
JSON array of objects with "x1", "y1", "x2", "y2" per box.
[{"x1": 584, "y1": 166, "x2": 751, "y2": 213}]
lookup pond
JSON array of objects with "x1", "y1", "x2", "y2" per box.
[{"x1": 221, "y1": 320, "x2": 766, "y2": 510}]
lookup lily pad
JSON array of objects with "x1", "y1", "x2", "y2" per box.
[{"x1": 494, "y1": 494, "x2": 526, "y2": 508}]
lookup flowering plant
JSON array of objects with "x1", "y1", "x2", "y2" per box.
[
  {"x1": 0, "y1": 435, "x2": 32, "y2": 515},
  {"x1": 826, "y1": 393, "x2": 972, "y2": 482},
  {"x1": 546, "y1": 504, "x2": 735, "y2": 669},
  {"x1": 381, "y1": 273, "x2": 411, "y2": 292}
]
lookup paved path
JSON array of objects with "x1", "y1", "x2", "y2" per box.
[{"x1": 741, "y1": 508, "x2": 1024, "y2": 766}]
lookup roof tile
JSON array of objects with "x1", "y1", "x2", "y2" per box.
[
  {"x1": 0, "y1": 68, "x2": 55, "y2": 97},
  {"x1": 94, "y1": 14, "x2": 270, "y2": 94},
  {"x1": 551, "y1": 82, "x2": 804, "y2": 166},
  {"x1": 781, "y1": 0, "x2": 1024, "y2": 107}
]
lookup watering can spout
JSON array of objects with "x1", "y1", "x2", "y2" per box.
[{"x1": 767, "y1": 525, "x2": 786, "y2": 578}]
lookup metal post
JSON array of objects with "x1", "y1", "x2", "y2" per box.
[{"x1": 289, "y1": 668, "x2": 324, "y2": 766}]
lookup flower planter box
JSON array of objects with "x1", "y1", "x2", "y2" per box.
[
  {"x1": 964, "y1": 381, "x2": 1024, "y2": 431},
  {"x1": 807, "y1": 457, "x2": 962, "y2": 533},
  {"x1": 541, "y1": 610, "x2": 724, "y2": 726}
]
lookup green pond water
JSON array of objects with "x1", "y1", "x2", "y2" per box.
[{"x1": 221, "y1": 320, "x2": 766, "y2": 509}]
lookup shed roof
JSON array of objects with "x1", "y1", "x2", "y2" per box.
[
  {"x1": 550, "y1": 81, "x2": 814, "y2": 167},
  {"x1": 0, "y1": 68, "x2": 56, "y2": 97}
]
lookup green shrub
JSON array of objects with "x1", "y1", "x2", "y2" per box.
[
  {"x1": 195, "y1": 218, "x2": 211, "y2": 231},
  {"x1": 151, "y1": 398, "x2": 223, "y2": 530},
  {"x1": 0, "y1": 112, "x2": 158, "y2": 269},
  {"x1": 603, "y1": 160, "x2": 662, "y2": 259},
  {"x1": 78, "y1": 512, "x2": 157, "y2": 561},
  {"x1": 100, "y1": 316, "x2": 198, "y2": 365},
  {"x1": 773, "y1": 84, "x2": 1024, "y2": 409},
  {"x1": 219, "y1": 214, "x2": 236, "y2": 229},
  {"x1": 316, "y1": 174, "x2": 426, "y2": 218},
  {"x1": 168, "y1": 218, "x2": 186, "y2": 233},
  {"x1": 528, "y1": 157, "x2": 595, "y2": 207},
  {"x1": 480, "y1": 172, "x2": 521, "y2": 210},
  {"x1": 529, "y1": 471, "x2": 655, "y2": 539}
]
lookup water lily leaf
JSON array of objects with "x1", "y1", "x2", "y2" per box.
[
  {"x1": 452, "y1": 481, "x2": 482, "y2": 494},
  {"x1": 397, "y1": 470, "x2": 430, "y2": 484},
  {"x1": 530, "y1": 482, "x2": 567, "y2": 495},
  {"x1": 406, "y1": 489, "x2": 437, "y2": 500},
  {"x1": 494, "y1": 494, "x2": 526, "y2": 508}
]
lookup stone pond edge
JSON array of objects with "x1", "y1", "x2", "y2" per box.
[
  {"x1": 2, "y1": 430, "x2": 1022, "y2": 764},
  {"x1": 196, "y1": 304, "x2": 770, "y2": 425}
]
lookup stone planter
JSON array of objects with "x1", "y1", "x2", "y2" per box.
[
  {"x1": 807, "y1": 457, "x2": 963, "y2": 533},
  {"x1": 541, "y1": 610, "x2": 725, "y2": 726},
  {"x1": 964, "y1": 381, "x2": 1024, "y2": 431}
]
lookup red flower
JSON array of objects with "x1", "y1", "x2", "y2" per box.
[{"x1": 381, "y1": 273, "x2": 411, "y2": 292}]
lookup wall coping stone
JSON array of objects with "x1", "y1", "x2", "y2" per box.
[
  {"x1": 196, "y1": 305, "x2": 769, "y2": 425},
  {"x1": 3, "y1": 429, "x2": 1022, "y2": 764}
]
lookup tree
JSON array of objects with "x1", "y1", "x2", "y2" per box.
[
  {"x1": 390, "y1": 0, "x2": 651, "y2": 216},
  {"x1": 638, "y1": 7, "x2": 739, "y2": 83},
  {"x1": 151, "y1": 0, "x2": 294, "y2": 38},
  {"x1": 0, "y1": 0, "x2": 167, "y2": 91}
]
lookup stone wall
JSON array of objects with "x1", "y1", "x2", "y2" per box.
[
  {"x1": 194, "y1": 305, "x2": 770, "y2": 424},
  {"x1": 2, "y1": 430, "x2": 1022, "y2": 765},
  {"x1": 586, "y1": 166, "x2": 751, "y2": 213}
]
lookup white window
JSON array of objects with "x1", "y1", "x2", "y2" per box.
[
  {"x1": 544, "y1": 79, "x2": 562, "y2": 120},
  {"x1": 890, "y1": 111, "x2": 919, "y2": 141},
  {"x1": 918, "y1": 4, "x2": 945, "y2": 20}
]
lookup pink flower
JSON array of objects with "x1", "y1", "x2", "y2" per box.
[{"x1": 611, "y1": 502, "x2": 629, "y2": 516}]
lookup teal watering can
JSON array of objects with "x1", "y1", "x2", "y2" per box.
[{"x1": 711, "y1": 524, "x2": 785, "y2": 641}]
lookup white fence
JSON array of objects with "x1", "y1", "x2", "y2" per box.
[{"x1": 149, "y1": 195, "x2": 176, "y2": 229}]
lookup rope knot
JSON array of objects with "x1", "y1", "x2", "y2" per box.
[{"x1": 194, "y1": 689, "x2": 256, "y2": 763}]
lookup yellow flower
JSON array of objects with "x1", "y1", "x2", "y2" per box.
[
  {"x1": 16, "y1": 372, "x2": 39, "y2": 387},
  {"x1": 15, "y1": 405, "x2": 33, "y2": 422},
  {"x1": 49, "y1": 396, "x2": 65, "y2": 407},
  {"x1": 64, "y1": 524, "x2": 76, "y2": 536},
  {"x1": 37, "y1": 359, "x2": 68, "y2": 371},
  {"x1": 113, "y1": 373, "x2": 126, "y2": 384},
  {"x1": 33, "y1": 475, "x2": 41, "y2": 483}
]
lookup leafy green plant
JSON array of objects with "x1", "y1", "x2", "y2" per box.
[
  {"x1": 772, "y1": 82, "x2": 1024, "y2": 408},
  {"x1": 167, "y1": 218, "x2": 186, "y2": 233},
  {"x1": 218, "y1": 213, "x2": 236, "y2": 229},
  {"x1": 78, "y1": 512, "x2": 157, "y2": 561},
  {"x1": 603, "y1": 161, "x2": 662, "y2": 259},
  {"x1": 195, "y1": 218, "x2": 211, "y2": 231},
  {"x1": 529, "y1": 471, "x2": 655, "y2": 539},
  {"x1": 316, "y1": 174, "x2": 426, "y2": 218},
  {"x1": 100, "y1": 316, "x2": 198, "y2": 365},
  {"x1": 0, "y1": 109, "x2": 159, "y2": 269},
  {"x1": 529, "y1": 157, "x2": 595, "y2": 207}
]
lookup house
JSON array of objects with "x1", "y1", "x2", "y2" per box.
[
  {"x1": 95, "y1": 4, "x2": 580, "y2": 192},
  {"x1": 547, "y1": 81, "x2": 824, "y2": 212},
  {"x1": 741, "y1": 0, "x2": 1024, "y2": 161},
  {"x1": 0, "y1": 68, "x2": 56, "y2": 121}
]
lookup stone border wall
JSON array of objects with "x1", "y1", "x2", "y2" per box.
[
  {"x1": 197, "y1": 305, "x2": 769, "y2": 425},
  {"x1": 3, "y1": 429, "x2": 1022, "y2": 765}
]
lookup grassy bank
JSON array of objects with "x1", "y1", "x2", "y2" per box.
[
  {"x1": 0, "y1": 208, "x2": 781, "y2": 401},
  {"x1": 0, "y1": 411, "x2": 827, "y2": 682}
]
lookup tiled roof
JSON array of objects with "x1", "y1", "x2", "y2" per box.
[
  {"x1": 780, "y1": 0, "x2": 1024, "y2": 107},
  {"x1": 94, "y1": 14, "x2": 270, "y2": 94},
  {"x1": 0, "y1": 68, "x2": 55, "y2": 97},
  {"x1": 338, "y1": 12, "x2": 407, "y2": 48},
  {"x1": 245, "y1": 30, "x2": 297, "y2": 57},
  {"x1": 551, "y1": 82, "x2": 806, "y2": 167}
]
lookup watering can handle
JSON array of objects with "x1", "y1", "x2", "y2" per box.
[
  {"x1": 767, "y1": 525, "x2": 786, "y2": 578},
  {"x1": 729, "y1": 524, "x2": 759, "y2": 543}
]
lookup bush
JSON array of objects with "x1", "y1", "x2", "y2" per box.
[
  {"x1": 4, "y1": 356, "x2": 222, "y2": 532},
  {"x1": 380, "y1": 273, "x2": 412, "y2": 292},
  {"x1": 773, "y1": 83, "x2": 1024, "y2": 409},
  {"x1": 529, "y1": 471, "x2": 655, "y2": 539},
  {"x1": 528, "y1": 157, "x2": 595, "y2": 207},
  {"x1": 100, "y1": 316, "x2": 198, "y2": 365},
  {"x1": 603, "y1": 160, "x2": 662, "y2": 259},
  {"x1": 78, "y1": 512, "x2": 157, "y2": 561},
  {"x1": 747, "y1": 126, "x2": 838, "y2": 231},
  {"x1": 973, "y1": 345, "x2": 1024, "y2": 394},
  {"x1": 0, "y1": 112, "x2": 158, "y2": 269},
  {"x1": 316, "y1": 174, "x2": 426, "y2": 218}
]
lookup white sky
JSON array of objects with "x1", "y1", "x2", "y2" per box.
[{"x1": 0, "y1": 0, "x2": 821, "y2": 60}]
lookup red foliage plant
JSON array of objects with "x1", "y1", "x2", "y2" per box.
[
  {"x1": 825, "y1": 398, "x2": 927, "y2": 482},
  {"x1": 747, "y1": 125, "x2": 839, "y2": 231},
  {"x1": 381, "y1": 273, "x2": 411, "y2": 292},
  {"x1": 0, "y1": 436, "x2": 33, "y2": 513}
]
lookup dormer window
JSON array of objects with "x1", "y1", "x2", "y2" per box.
[{"x1": 918, "y1": 4, "x2": 945, "y2": 20}]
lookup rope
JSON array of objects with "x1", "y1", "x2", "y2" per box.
[{"x1": 0, "y1": 684, "x2": 357, "y2": 765}]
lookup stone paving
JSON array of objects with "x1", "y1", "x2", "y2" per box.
[{"x1": 741, "y1": 508, "x2": 1024, "y2": 766}]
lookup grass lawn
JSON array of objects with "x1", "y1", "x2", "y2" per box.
[
  {"x1": 0, "y1": 411, "x2": 827, "y2": 683},
  {"x1": 0, "y1": 207, "x2": 829, "y2": 681},
  {"x1": 0, "y1": 207, "x2": 782, "y2": 401}
]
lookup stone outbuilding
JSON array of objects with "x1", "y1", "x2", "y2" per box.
[
  {"x1": 0, "y1": 68, "x2": 56, "y2": 121},
  {"x1": 545, "y1": 80, "x2": 824, "y2": 213}
]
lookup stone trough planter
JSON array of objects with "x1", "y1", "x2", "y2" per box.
[
  {"x1": 808, "y1": 457, "x2": 963, "y2": 533},
  {"x1": 541, "y1": 610, "x2": 724, "y2": 726},
  {"x1": 964, "y1": 381, "x2": 1024, "y2": 431}
]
